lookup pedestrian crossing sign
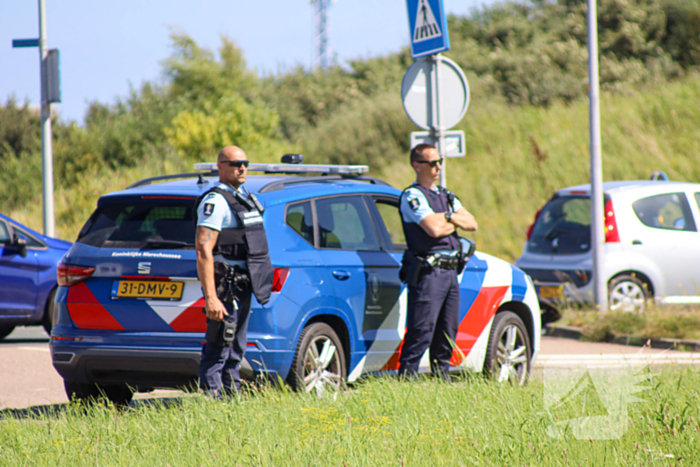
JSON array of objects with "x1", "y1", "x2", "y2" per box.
[{"x1": 406, "y1": 0, "x2": 450, "y2": 58}]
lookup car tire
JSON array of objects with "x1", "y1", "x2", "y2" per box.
[
  {"x1": 608, "y1": 275, "x2": 649, "y2": 312},
  {"x1": 64, "y1": 381, "x2": 134, "y2": 406},
  {"x1": 42, "y1": 288, "x2": 57, "y2": 335},
  {"x1": 0, "y1": 325, "x2": 15, "y2": 341},
  {"x1": 64, "y1": 380, "x2": 100, "y2": 402},
  {"x1": 287, "y1": 322, "x2": 346, "y2": 396},
  {"x1": 483, "y1": 311, "x2": 531, "y2": 386},
  {"x1": 100, "y1": 385, "x2": 134, "y2": 407}
]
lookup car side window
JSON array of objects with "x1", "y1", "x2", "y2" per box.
[
  {"x1": 373, "y1": 199, "x2": 407, "y2": 251},
  {"x1": 11, "y1": 226, "x2": 45, "y2": 248},
  {"x1": 0, "y1": 221, "x2": 10, "y2": 244},
  {"x1": 632, "y1": 192, "x2": 697, "y2": 232},
  {"x1": 695, "y1": 193, "x2": 700, "y2": 213},
  {"x1": 315, "y1": 196, "x2": 380, "y2": 250},
  {"x1": 286, "y1": 201, "x2": 314, "y2": 245}
]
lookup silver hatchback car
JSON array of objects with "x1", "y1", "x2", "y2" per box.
[{"x1": 516, "y1": 178, "x2": 700, "y2": 316}]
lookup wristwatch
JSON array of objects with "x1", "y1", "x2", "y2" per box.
[{"x1": 445, "y1": 211, "x2": 453, "y2": 222}]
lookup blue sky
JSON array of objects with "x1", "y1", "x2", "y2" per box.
[{"x1": 1, "y1": 1, "x2": 494, "y2": 123}]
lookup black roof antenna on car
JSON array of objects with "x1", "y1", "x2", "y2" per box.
[{"x1": 650, "y1": 171, "x2": 669, "y2": 181}]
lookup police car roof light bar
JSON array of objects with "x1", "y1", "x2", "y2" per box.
[{"x1": 193, "y1": 162, "x2": 369, "y2": 175}]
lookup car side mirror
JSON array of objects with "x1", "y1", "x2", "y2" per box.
[
  {"x1": 12, "y1": 234, "x2": 28, "y2": 258},
  {"x1": 460, "y1": 237, "x2": 476, "y2": 258}
]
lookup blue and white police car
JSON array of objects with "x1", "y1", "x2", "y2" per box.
[{"x1": 51, "y1": 161, "x2": 541, "y2": 404}]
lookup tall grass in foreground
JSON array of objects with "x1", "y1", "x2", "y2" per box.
[{"x1": 2, "y1": 369, "x2": 700, "y2": 465}]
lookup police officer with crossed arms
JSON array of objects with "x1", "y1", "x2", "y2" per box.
[
  {"x1": 398, "y1": 144, "x2": 478, "y2": 379},
  {"x1": 194, "y1": 145, "x2": 273, "y2": 396}
]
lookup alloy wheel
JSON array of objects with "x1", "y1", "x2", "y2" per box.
[
  {"x1": 495, "y1": 324, "x2": 529, "y2": 385},
  {"x1": 302, "y1": 335, "x2": 343, "y2": 397}
]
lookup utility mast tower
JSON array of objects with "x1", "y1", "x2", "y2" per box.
[{"x1": 312, "y1": 0, "x2": 333, "y2": 69}]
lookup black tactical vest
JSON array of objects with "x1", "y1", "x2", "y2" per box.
[
  {"x1": 401, "y1": 183, "x2": 461, "y2": 255},
  {"x1": 194, "y1": 186, "x2": 274, "y2": 305}
]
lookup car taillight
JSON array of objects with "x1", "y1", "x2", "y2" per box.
[
  {"x1": 57, "y1": 263, "x2": 96, "y2": 286},
  {"x1": 604, "y1": 199, "x2": 620, "y2": 243},
  {"x1": 272, "y1": 267, "x2": 290, "y2": 293},
  {"x1": 526, "y1": 208, "x2": 543, "y2": 240}
]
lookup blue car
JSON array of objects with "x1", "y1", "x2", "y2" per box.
[
  {"x1": 0, "y1": 213, "x2": 71, "y2": 340},
  {"x1": 51, "y1": 161, "x2": 540, "y2": 404}
]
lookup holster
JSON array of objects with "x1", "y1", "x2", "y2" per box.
[
  {"x1": 205, "y1": 299, "x2": 238, "y2": 347},
  {"x1": 399, "y1": 251, "x2": 425, "y2": 287},
  {"x1": 213, "y1": 261, "x2": 249, "y2": 303},
  {"x1": 456, "y1": 250, "x2": 468, "y2": 274},
  {"x1": 204, "y1": 315, "x2": 237, "y2": 347}
]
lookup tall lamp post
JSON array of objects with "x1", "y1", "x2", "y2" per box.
[
  {"x1": 587, "y1": 0, "x2": 607, "y2": 311},
  {"x1": 12, "y1": 0, "x2": 60, "y2": 237}
]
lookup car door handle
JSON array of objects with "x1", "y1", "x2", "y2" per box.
[
  {"x1": 332, "y1": 270, "x2": 351, "y2": 281},
  {"x1": 632, "y1": 239, "x2": 642, "y2": 245}
]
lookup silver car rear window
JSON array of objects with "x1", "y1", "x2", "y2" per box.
[{"x1": 528, "y1": 196, "x2": 591, "y2": 255}]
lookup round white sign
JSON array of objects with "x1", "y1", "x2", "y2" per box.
[{"x1": 401, "y1": 56, "x2": 470, "y2": 131}]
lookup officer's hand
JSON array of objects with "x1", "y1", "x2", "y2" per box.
[{"x1": 205, "y1": 297, "x2": 229, "y2": 321}]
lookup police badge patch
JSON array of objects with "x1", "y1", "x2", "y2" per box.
[
  {"x1": 409, "y1": 198, "x2": 420, "y2": 211},
  {"x1": 203, "y1": 203, "x2": 215, "y2": 216}
]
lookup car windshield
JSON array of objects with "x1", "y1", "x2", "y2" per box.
[
  {"x1": 77, "y1": 201, "x2": 196, "y2": 249},
  {"x1": 528, "y1": 196, "x2": 591, "y2": 255}
]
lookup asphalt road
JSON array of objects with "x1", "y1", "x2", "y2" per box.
[{"x1": 2, "y1": 326, "x2": 699, "y2": 411}]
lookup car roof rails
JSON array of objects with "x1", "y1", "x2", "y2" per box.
[
  {"x1": 191, "y1": 162, "x2": 389, "y2": 193},
  {"x1": 127, "y1": 156, "x2": 390, "y2": 190},
  {"x1": 128, "y1": 172, "x2": 210, "y2": 189},
  {"x1": 650, "y1": 171, "x2": 669, "y2": 181},
  {"x1": 192, "y1": 162, "x2": 370, "y2": 175}
]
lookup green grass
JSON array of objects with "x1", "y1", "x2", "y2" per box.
[
  {"x1": 2, "y1": 371, "x2": 700, "y2": 465},
  {"x1": 558, "y1": 305, "x2": 700, "y2": 343}
]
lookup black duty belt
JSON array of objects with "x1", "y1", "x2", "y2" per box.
[
  {"x1": 435, "y1": 257, "x2": 460, "y2": 270},
  {"x1": 423, "y1": 253, "x2": 461, "y2": 270}
]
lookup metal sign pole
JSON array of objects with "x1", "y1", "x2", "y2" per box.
[
  {"x1": 434, "y1": 54, "x2": 447, "y2": 187},
  {"x1": 38, "y1": 0, "x2": 55, "y2": 237},
  {"x1": 587, "y1": 0, "x2": 607, "y2": 311}
]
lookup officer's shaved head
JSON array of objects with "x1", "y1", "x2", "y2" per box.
[
  {"x1": 410, "y1": 144, "x2": 437, "y2": 163},
  {"x1": 218, "y1": 146, "x2": 247, "y2": 162},
  {"x1": 217, "y1": 145, "x2": 248, "y2": 188}
]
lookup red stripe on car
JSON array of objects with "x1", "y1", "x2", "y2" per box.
[
  {"x1": 169, "y1": 298, "x2": 207, "y2": 332},
  {"x1": 450, "y1": 286, "x2": 509, "y2": 366},
  {"x1": 67, "y1": 283, "x2": 125, "y2": 330}
]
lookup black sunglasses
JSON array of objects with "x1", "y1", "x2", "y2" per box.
[
  {"x1": 415, "y1": 158, "x2": 443, "y2": 168},
  {"x1": 221, "y1": 160, "x2": 250, "y2": 168}
]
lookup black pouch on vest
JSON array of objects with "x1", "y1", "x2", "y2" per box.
[
  {"x1": 247, "y1": 254, "x2": 273, "y2": 305},
  {"x1": 232, "y1": 204, "x2": 274, "y2": 305}
]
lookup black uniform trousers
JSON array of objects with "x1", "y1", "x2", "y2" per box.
[
  {"x1": 199, "y1": 284, "x2": 252, "y2": 396},
  {"x1": 398, "y1": 266, "x2": 460, "y2": 377}
]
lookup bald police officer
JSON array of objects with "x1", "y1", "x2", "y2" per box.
[
  {"x1": 195, "y1": 145, "x2": 273, "y2": 396},
  {"x1": 398, "y1": 144, "x2": 478, "y2": 378}
]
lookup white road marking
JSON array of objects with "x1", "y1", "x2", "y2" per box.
[
  {"x1": 18, "y1": 346, "x2": 50, "y2": 352},
  {"x1": 535, "y1": 353, "x2": 700, "y2": 368}
]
